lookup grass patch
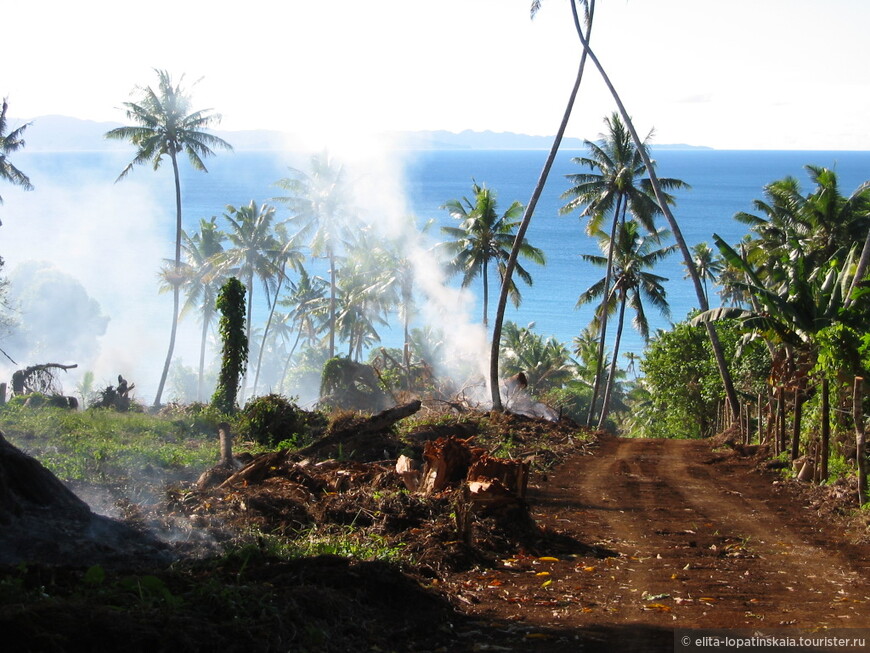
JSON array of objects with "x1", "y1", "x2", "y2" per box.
[{"x1": 0, "y1": 404, "x2": 221, "y2": 483}]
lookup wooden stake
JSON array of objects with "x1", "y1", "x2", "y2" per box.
[
  {"x1": 854, "y1": 376, "x2": 867, "y2": 506},
  {"x1": 821, "y1": 377, "x2": 830, "y2": 484}
]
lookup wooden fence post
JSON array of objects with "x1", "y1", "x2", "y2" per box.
[
  {"x1": 854, "y1": 377, "x2": 867, "y2": 506},
  {"x1": 821, "y1": 377, "x2": 830, "y2": 484}
]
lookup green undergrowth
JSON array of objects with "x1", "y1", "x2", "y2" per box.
[{"x1": 0, "y1": 404, "x2": 222, "y2": 483}]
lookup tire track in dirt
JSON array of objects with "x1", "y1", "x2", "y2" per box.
[{"x1": 450, "y1": 435, "x2": 870, "y2": 651}]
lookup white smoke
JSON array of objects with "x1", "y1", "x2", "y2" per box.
[{"x1": 0, "y1": 158, "x2": 201, "y2": 403}]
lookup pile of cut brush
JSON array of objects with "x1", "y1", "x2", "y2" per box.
[{"x1": 156, "y1": 401, "x2": 596, "y2": 572}]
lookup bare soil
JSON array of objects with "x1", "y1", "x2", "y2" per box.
[
  {"x1": 3, "y1": 422, "x2": 870, "y2": 652},
  {"x1": 441, "y1": 435, "x2": 870, "y2": 651}
]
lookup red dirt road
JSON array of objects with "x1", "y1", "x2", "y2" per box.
[{"x1": 443, "y1": 436, "x2": 870, "y2": 651}]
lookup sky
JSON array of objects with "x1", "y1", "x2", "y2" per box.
[{"x1": 5, "y1": 0, "x2": 870, "y2": 151}]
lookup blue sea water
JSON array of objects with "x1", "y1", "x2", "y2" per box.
[{"x1": 10, "y1": 147, "x2": 870, "y2": 363}]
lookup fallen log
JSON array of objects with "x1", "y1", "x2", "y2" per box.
[
  {"x1": 356, "y1": 400, "x2": 422, "y2": 435},
  {"x1": 296, "y1": 400, "x2": 423, "y2": 460}
]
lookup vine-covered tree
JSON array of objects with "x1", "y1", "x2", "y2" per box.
[
  {"x1": 211, "y1": 277, "x2": 248, "y2": 415},
  {"x1": 106, "y1": 69, "x2": 232, "y2": 407}
]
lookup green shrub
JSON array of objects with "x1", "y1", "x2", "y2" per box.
[{"x1": 236, "y1": 394, "x2": 325, "y2": 448}]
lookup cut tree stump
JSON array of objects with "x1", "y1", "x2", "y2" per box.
[
  {"x1": 467, "y1": 454, "x2": 529, "y2": 499},
  {"x1": 419, "y1": 436, "x2": 486, "y2": 496}
]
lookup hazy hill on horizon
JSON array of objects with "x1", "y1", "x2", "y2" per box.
[{"x1": 11, "y1": 114, "x2": 712, "y2": 152}]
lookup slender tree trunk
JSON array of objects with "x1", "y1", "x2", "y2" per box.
[
  {"x1": 821, "y1": 377, "x2": 830, "y2": 483},
  {"x1": 587, "y1": 193, "x2": 623, "y2": 425},
  {"x1": 776, "y1": 386, "x2": 785, "y2": 454},
  {"x1": 197, "y1": 307, "x2": 210, "y2": 402},
  {"x1": 253, "y1": 265, "x2": 285, "y2": 396},
  {"x1": 855, "y1": 376, "x2": 867, "y2": 506},
  {"x1": 845, "y1": 231, "x2": 870, "y2": 309},
  {"x1": 791, "y1": 386, "x2": 804, "y2": 461},
  {"x1": 328, "y1": 250, "x2": 336, "y2": 359},
  {"x1": 402, "y1": 281, "x2": 412, "y2": 387},
  {"x1": 489, "y1": 0, "x2": 594, "y2": 411},
  {"x1": 482, "y1": 258, "x2": 489, "y2": 331},
  {"x1": 598, "y1": 291, "x2": 627, "y2": 428},
  {"x1": 568, "y1": 17, "x2": 741, "y2": 422},
  {"x1": 154, "y1": 152, "x2": 184, "y2": 407}
]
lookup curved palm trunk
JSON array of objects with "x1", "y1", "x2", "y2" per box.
[
  {"x1": 328, "y1": 250, "x2": 337, "y2": 359},
  {"x1": 598, "y1": 290, "x2": 627, "y2": 428},
  {"x1": 489, "y1": 0, "x2": 595, "y2": 411},
  {"x1": 571, "y1": 23, "x2": 741, "y2": 421},
  {"x1": 253, "y1": 265, "x2": 285, "y2": 396},
  {"x1": 846, "y1": 231, "x2": 870, "y2": 308},
  {"x1": 587, "y1": 193, "x2": 624, "y2": 425},
  {"x1": 197, "y1": 305, "x2": 210, "y2": 402},
  {"x1": 153, "y1": 152, "x2": 183, "y2": 407},
  {"x1": 482, "y1": 258, "x2": 489, "y2": 330}
]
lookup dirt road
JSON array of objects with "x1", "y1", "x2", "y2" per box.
[{"x1": 443, "y1": 436, "x2": 870, "y2": 651}]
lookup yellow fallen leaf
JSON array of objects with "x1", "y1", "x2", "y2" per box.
[
  {"x1": 541, "y1": 579, "x2": 553, "y2": 588},
  {"x1": 538, "y1": 556, "x2": 560, "y2": 562},
  {"x1": 670, "y1": 573, "x2": 679, "y2": 580},
  {"x1": 699, "y1": 597, "x2": 717, "y2": 603},
  {"x1": 582, "y1": 566, "x2": 596, "y2": 572},
  {"x1": 535, "y1": 571, "x2": 550, "y2": 577},
  {"x1": 581, "y1": 607, "x2": 594, "y2": 613},
  {"x1": 644, "y1": 603, "x2": 672, "y2": 612}
]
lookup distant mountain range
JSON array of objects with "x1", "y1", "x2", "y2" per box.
[{"x1": 14, "y1": 115, "x2": 712, "y2": 152}]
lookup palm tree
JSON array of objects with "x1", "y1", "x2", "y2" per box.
[
  {"x1": 489, "y1": 0, "x2": 595, "y2": 410},
  {"x1": 580, "y1": 221, "x2": 675, "y2": 426},
  {"x1": 500, "y1": 321, "x2": 574, "y2": 394},
  {"x1": 216, "y1": 200, "x2": 281, "y2": 397},
  {"x1": 561, "y1": 112, "x2": 686, "y2": 424},
  {"x1": 274, "y1": 152, "x2": 351, "y2": 359},
  {"x1": 276, "y1": 267, "x2": 328, "y2": 392},
  {"x1": 105, "y1": 69, "x2": 232, "y2": 406},
  {"x1": 0, "y1": 97, "x2": 34, "y2": 209},
  {"x1": 737, "y1": 166, "x2": 870, "y2": 277},
  {"x1": 563, "y1": 8, "x2": 742, "y2": 421},
  {"x1": 682, "y1": 242, "x2": 723, "y2": 305},
  {"x1": 179, "y1": 217, "x2": 226, "y2": 401},
  {"x1": 440, "y1": 181, "x2": 545, "y2": 330},
  {"x1": 251, "y1": 223, "x2": 305, "y2": 396}
]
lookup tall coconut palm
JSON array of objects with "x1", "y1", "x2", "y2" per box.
[
  {"x1": 580, "y1": 221, "x2": 675, "y2": 426},
  {"x1": 563, "y1": 10, "x2": 742, "y2": 420},
  {"x1": 274, "y1": 152, "x2": 350, "y2": 359},
  {"x1": 179, "y1": 217, "x2": 226, "y2": 401},
  {"x1": 489, "y1": 0, "x2": 595, "y2": 410},
  {"x1": 276, "y1": 267, "x2": 328, "y2": 392},
  {"x1": 105, "y1": 69, "x2": 232, "y2": 406},
  {"x1": 562, "y1": 112, "x2": 687, "y2": 424},
  {"x1": 440, "y1": 181, "x2": 545, "y2": 330},
  {"x1": 0, "y1": 97, "x2": 34, "y2": 209}
]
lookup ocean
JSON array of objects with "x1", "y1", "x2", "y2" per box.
[{"x1": 4, "y1": 147, "x2": 870, "y2": 395}]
